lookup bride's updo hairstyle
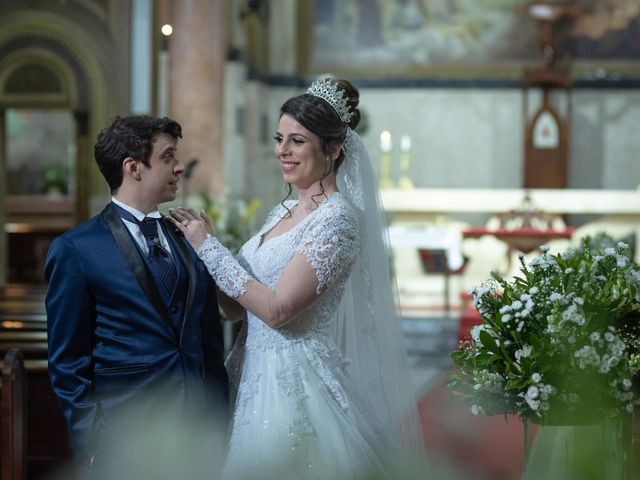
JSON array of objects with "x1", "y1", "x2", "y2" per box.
[{"x1": 280, "y1": 77, "x2": 360, "y2": 174}]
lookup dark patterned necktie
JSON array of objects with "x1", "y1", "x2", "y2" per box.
[{"x1": 114, "y1": 204, "x2": 178, "y2": 293}]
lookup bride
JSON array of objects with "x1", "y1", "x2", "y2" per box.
[{"x1": 170, "y1": 76, "x2": 425, "y2": 479}]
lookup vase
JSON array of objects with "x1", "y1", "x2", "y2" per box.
[{"x1": 524, "y1": 417, "x2": 626, "y2": 480}]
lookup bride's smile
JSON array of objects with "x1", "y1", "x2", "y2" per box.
[{"x1": 274, "y1": 114, "x2": 337, "y2": 192}]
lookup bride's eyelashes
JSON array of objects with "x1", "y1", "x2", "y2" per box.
[{"x1": 273, "y1": 134, "x2": 306, "y2": 146}]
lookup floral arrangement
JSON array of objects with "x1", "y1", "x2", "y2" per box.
[
  {"x1": 200, "y1": 193, "x2": 261, "y2": 254},
  {"x1": 449, "y1": 235, "x2": 640, "y2": 425}
]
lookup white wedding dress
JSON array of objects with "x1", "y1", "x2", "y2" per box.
[{"x1": 217, "y1": 192, "x2": 387, "y2": 479}]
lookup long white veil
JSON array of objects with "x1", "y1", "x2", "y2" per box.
[{"x1": 334, "y1": 128, "x2": 426, "y2": 468}]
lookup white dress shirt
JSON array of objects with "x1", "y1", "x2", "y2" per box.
[{"x1": 111, "y1": 197, "x2": 174, "y2": 257}]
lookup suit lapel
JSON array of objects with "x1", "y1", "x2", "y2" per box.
[
  {"x1": 102, "y1": 204, "x2": 174, "y2": 332},
  {"x1": 162, "y1": 217, "x2": 196, "y2": 342}
]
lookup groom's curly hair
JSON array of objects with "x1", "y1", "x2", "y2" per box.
[{"x1": 95, "y1": 115, "x2": 182, "y2": 193}]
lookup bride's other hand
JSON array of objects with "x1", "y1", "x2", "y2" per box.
[{"x1": 168, "y1": 207, "x2": 214, "y2": 250}]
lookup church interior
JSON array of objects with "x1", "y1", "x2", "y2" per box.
[{"x1": 1, "y1": 0, "x2": 640, "y2": 478}]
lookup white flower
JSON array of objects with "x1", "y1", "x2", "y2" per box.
[
  {"x1": 622, "y1": 379, "x2": 632, "y2": 390},
  {"x1": 561, "y1": 304, "x2": 585, "y2": 326},
  {"x1": 549, "y1": 292, "x2": 563, "y2": 303},
  {"x1": 575, "y1": 345, "x2": 600, "y2": 369},
  {"x1": 523, "y1": 386, "x2": 541, "y2": 411},
  {"x1": 539, "y1": 384, "x2": 556, "y2": 400},
  {"x1": 616, "y1": 255, "x2": 628, "y2": 268},
  {"x1": 502, "y1": 313, "x2": 512, "y2": 323},
  {"x1": 590, "y1": 332, "x2": 601, "y2": 342},
  {"x1": 470, "y1": 325, "x2": 485, "y2": 344},
  {"x1": 515, "y1": 345, "x2": 532, "y2": 364},
  {"x1": 540, "y1": 245, "x2": 550, "y2": 253},
  {"x1": 470, "y1": 404, "x2": 484, "y2": 415},
  {"x1": 531, "y1": 373, "x2": 542, "y2": 383},
  {"x1": 499, "y1": 305, "x2": 512, "y2": 314},
  {"x1": 604, "y1": 247, "x2": 616, "y2": 256},
  {"x1": 598, "y1": 354, "x2": 619, "y2": 374},
  {"x1": 529, "y1": 255, "x2": 555, "y2": 270}
]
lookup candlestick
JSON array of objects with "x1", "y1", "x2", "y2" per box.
[
  {"x1": 378, "y1": 130, "x2": 394, "y2": 189},
  {"x1": 397, "y1": 134, "x2": 414, "y2": 189}
]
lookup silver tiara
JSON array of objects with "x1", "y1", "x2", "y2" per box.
[{"x1": 307, "y1": 76, "x2": 354, "y2": 124}]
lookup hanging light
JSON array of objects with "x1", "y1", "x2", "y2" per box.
[{"x1": 161, "y1": 24, "x2": 173, "y2": 36}]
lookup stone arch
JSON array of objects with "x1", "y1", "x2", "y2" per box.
[
  {"x1": 0, "y1": 9, "x2": 114, "y2": 197},
  {"x1": 0, "y1": 8, "x2": 117, "y2": 284},
  {"x1": 0, "y1": 46, "x2": 78, "y2": 107}
]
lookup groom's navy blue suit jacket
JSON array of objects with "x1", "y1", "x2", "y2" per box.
[{"x1": 45, "y1": 203, "x2": 228, "y2": 459}]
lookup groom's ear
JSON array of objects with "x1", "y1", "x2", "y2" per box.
[{"x1": 123, "y1": 157, "x2": 142, "y2": 181}]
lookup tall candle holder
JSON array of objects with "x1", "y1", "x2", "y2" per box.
[
  {"x1": 397, "y1": 134, "x2": 414, "y2": 189},
  {"x1": 378, "y1": 130, "x2": 395, "y2": 189}
]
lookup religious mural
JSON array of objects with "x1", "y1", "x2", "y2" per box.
[{"x1": 310, "y1": 0, "x2": 640, "y2": 76}]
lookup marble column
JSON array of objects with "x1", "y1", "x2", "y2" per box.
[{"x1": 169, "y1": 0, "x2": 227, "y2": 199}]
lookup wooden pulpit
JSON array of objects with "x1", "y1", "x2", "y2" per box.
[{"x1": 519, "y1": 1, "x2": 582, "y2": 189}]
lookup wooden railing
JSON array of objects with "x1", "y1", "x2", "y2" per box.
[
  {"x1": 1, "y1": 348, "x2": 26, "y2": 480},
  {"x1": 0, "y1": 285, "x2": 71, "y2": 479}
]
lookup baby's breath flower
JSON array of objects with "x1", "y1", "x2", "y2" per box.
[
  {"x1": 449, "y1": 234, "x2": 640, "y2": 423},
  {"x1": 470, "y1": 404, "x2": 484, "y2": 415}
]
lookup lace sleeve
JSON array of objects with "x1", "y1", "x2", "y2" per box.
[
  {"x1": 197, "y1": 234, "x2": 252, "y2": 299},
  {"x1": 295, "y1": 203, "x2": 359, "y2": 294}
]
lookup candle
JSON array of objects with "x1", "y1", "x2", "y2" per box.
[
  {"x1": 398, "y1": 134, "x2": 414, "y2": 189},
  {"x1": 400, "y1": 134, "x2": 411, "y2": 153},
  {"x1": 379, "y1": 130, "x2": 392, "y2": 153},
  {"x1": 378, "y1": 130, "x2": 394, "y2": 188}
]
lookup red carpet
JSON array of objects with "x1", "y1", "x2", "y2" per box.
[{"x1": 418, "y1": 374, "x2": 538, "y2": 480}]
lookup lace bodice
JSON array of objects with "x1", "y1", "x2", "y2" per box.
[
  {"x1": 197, "y1": 192, "x2": 359, "y2": 347},
  {"x1": 251, "y1": 194, "x2": 356, "y2": 332}
]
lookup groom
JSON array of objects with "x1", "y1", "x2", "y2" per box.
[{"x1": 45, "y1": 115, "x2": 228, "y2": 475}]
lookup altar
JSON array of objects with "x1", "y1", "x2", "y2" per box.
[
  {"x1": 381, "y1": 188, "x2": 640, "y2": 218},
  {"x1": 381, "y1": 188, "x2": 640, "y2": 316}
]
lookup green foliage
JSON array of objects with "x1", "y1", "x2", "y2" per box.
[
  {"x1": 42, "y1": 163, "x2": 69, "y2": 195},
  {"x1": 200, "y1": 193, "x2": 261, "y2": 255},
  {"x1": 449, "y1": 234, "x2": 640, "y2": 425}
]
